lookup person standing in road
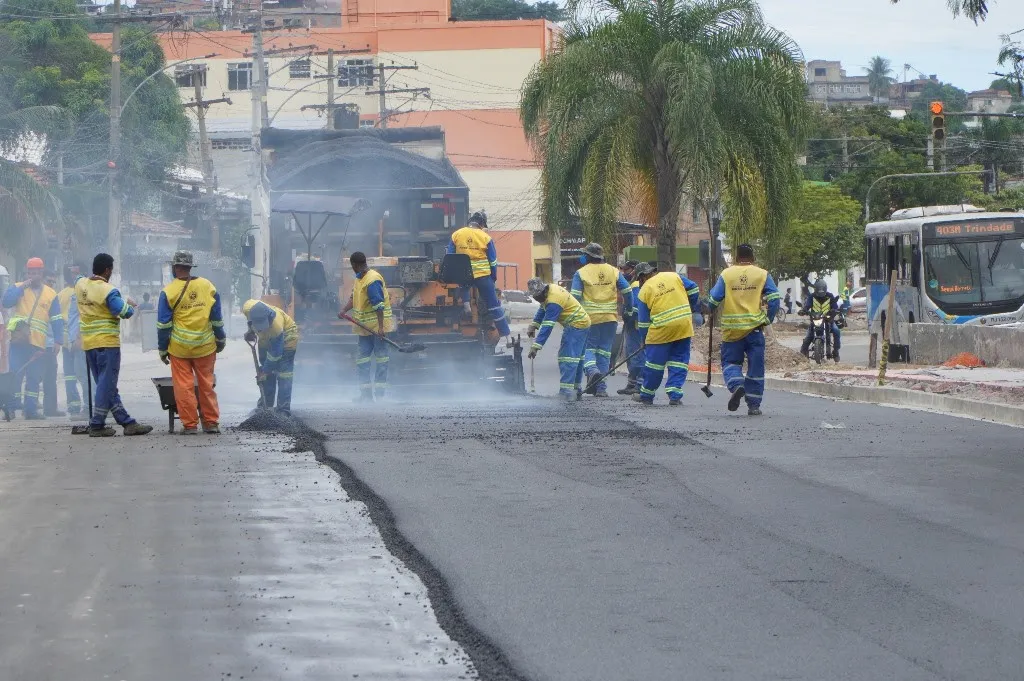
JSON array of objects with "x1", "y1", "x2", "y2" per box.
[
  {"x1": 840, "y1": 280, "x2": 852, "y2": 314},
  {"x1": 704, "y1": 244, "x2": 780, "y2": 416},
  {"x1": 616, "y1": 260, "x2": 645, "y2": 396},
  {"x1": 633, "y1": 263, "x2": 703, "y2": 406},
  {"x1": 75, "y1": 253, "x2": 152, "y2": 437},
  {"x1": 447, "y1": 210, "x2": 512, "y2": 347},
  {"x1": 339, "y1": 251, "x2": 394, "y2": 402},
  {"x1": 571, "y1": 243, "x2": 633, "y2": 397},
  {"x1": 156, "y1": 251, "x2": 225, "y2": 435},
  {"x1": 242, "y1": 299, "x2": 299, "y2": 415},
  {"x1": 526, "y1": 277, "x2": 591, "y2": 401},
  {"x1": 784, "y1": 288, "x2": 793, "y2": 315},
  {"x1": 58, "y1": 267, "x2": 88, "y2": 418},
  {"x1": 137, "y1": 292, "x2": 154, "y2": 311},
  {"x1": 2, "y1": 257, "x2": 63, "y2": 420}
]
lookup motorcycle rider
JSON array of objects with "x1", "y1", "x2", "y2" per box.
[{"x1": 799, "y1": 278, "x2": 842, "y2": 361}]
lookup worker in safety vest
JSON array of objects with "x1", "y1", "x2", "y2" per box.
[
  {"x1": 339, "y1": 251, "x2": 394, "y2": 402},
  {"x1": 242, "y1": 299, "x2": 299, "y2": 415},
  {"x1": 446, "y1": 210, "x2": 512, "y2": 346},
  {"x1": 58, "y1": 267, "x2": 88, "y2": 418},
  {"x1": 74, "y1": 253, "x2": 152, "y2": 436},
  {"x1": 616, "y1": 260, "x2": 646, "y2": 395},
  {"x1": 526, "y1": 277, "x2": 591, "y2": 401},
  {"x1": 633, "y1": 263, "x2": 703, "y2": 405},
  {"x1": 157, "y1": 251, "x2": 225, "y2": 434},
  {"x1": 2, "y1": 257, "x2": 63, "y2": 419},
  {"x1": 570, "y1": 243, "x2": 633, "y2": 397},
  {"x1": 704, "y1": 243, "x2": 780, "y2": 416}
]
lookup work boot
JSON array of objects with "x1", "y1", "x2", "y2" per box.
[
  {"x1": 747, "y1": 407, "x2": 762, "y2": 416},
  {"x1": 123, "y1": 423, "x2": 153, "y2": 436},
  {"x1": 353, "y1": 390, "x2": 374, "y2": 403},
  {"x1": 668, "y1": 398, "x2": 682, "y2": 406},
  {"x1": 727, "y1": 386, "x2": 746, "y2": 412},
  {"x1": 88, "y1": 426, "x2": 116, "y2": 437},
  {"x1": 203, "y1": 424, "x2": 221, "y2": 434},
  {"x1": 594, "y1": 389, "x2": 609, "y2": 398},
  {"x1": 275, "y1": 407, "x2": 292, "y2": 417},
  {"x1": 561, "y1": 392, "x2": 576, "y2": 403},
  {"x1": 45, "y1": 410, "x2": 66, "y2": 417},
  {"x1": 180, "y1": 427, "x2": 199, "y2": 435},
  {"x1": 24, "y1": 412, "x2": 46, "y2": 421},
  {"x1": 833, "y1": 350, "x2": 840, "y2": 363},
  {"x1": 617, "y1": 383, "x2": 637, "y2": 396},
  {"x1": 576, "y1": 389, "x2": 584, "y2": 402}
]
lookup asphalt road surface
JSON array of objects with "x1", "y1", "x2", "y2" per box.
[{"x1": 302, "y1": 345, "x2": 1024, "y2": 681}]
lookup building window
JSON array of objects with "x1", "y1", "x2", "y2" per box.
[
  {"x1": 289, "y1": 58, "x2": 311, "y2": 79},
  {"x1": 359, "y1": 119, "x2": 375, "y2": 129},
  {"x1": 338, "y1": 59, "x2": 375, "y2": 88},
  {"x1": 814, "y1": 67, "x2": 827, "y2": 77},
  {"x1": 228, "y1": 62, "x2": 253, "y2": 91},
  {"x1": 174, "y1": 64, "x2": 206, "y2": 88}
]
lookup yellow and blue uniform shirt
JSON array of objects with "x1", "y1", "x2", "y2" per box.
[
  {"x1": 570, "y1": 262, "x2": 633, "y2": 324},
  {"x1": 637, "y1": 273, "x2": 700, "y2": 344},
  {"x1": 447, "y1": 226, "x2": 498, "y2": 280},
  {"x1": 241, "y1": 300, "x2": 299, "y2": 372},
  {"x1": 530, "y1": 284, "x2": 591, "y2": 351},
  {"x1": 804, "y1": 292, "x2": 839, "y2": 317},
  {"x1": 3, "y1": 283, "x2": 63, "y2": 349},
  {"x1": 156, "y1": 277, "x2": 225, "y2": 358},
  {"x1": 706, "y1": 264, "x2": 780, "y2": 342},
  {"x1": 72, "y1": 277, "x2": 133, "y2": 350},
  {"x1": 351, "y1": 269, "x2": 395, "y2": 335}
]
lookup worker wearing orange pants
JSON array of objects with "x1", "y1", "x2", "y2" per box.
[{"x1": 169, "y1": 353, "x2": 219, "y2": 430}]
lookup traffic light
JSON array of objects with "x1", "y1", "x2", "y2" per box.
[{"x1": 930, "y1": 101, "x2": 945, "y2": 143}]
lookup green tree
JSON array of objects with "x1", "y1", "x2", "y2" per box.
[
  {"x1": 909, "y1": 81, "x2": 967, "y2": 121},
  {"x1": 521, "y1": 0, "x2": 808, "y2": 272},
  {"x1": 770, "y1": 182, "x2": 862, "y2": 282},
  {"x1": 452, "y1": 0, "x2": 565, "y2": 21},
  {"x1": 890, "y1": 0, "x2": 988, "y2": 22},
  {"x1": 865, "y1": 56, "x2": 893, "y2": 103}
]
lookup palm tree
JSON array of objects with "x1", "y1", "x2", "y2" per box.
[
  {"x1": 521, "y1": 0, "x2": 808, "y2": 272},
  {"x1": 865, "y1": 56, "x2": 894, "y2": 103},
  {"x1": 891, "y1": 0, "x2": 988, "y2": 23}
]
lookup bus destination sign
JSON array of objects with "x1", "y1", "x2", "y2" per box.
[{"x1": 924, "y1": 219, "x2": 1024, "y2": 239}]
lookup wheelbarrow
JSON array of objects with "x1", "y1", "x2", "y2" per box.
[{"x1": 152, "y1": 374, "x2": 217, "y2": 433}]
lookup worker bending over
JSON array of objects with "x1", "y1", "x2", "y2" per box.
[
  {"x1": 634, "y1": 263, "x2": 702, "y2": 406},
  {"x1": 157, "y1": 251, "x2": 225, "y2": 434},
  {"x1": 2, "y1": 257, "x2": 62, "y2": 420},
  {"x1": 704, "y1": 244, "x2": 780, "y2": 416},
  {"x1": 340, "y1": 251, "x2": 394, "y2": 402},
  {"x1": 447, "y1": 210, "x2": 511, "y2": 346},
  {"x1": 242, "y1": 299, "x2": 299, "y2": 415},
  {"x1": 75, "y1": 253, "x2": 151, "y2": 436},
  {"x1": 571, "y1": 243, "x2": 633, "y2": 397},
  {"x1": 616, "y1": 260, "x2": 645, "y2": 395},
  {"x1": 526, "y1": 277, "x2": 591, "y2": 401}
]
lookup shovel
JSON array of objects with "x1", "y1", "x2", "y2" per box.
[
  {"x1": 340, "y1": 314, "x2": 426, "y2": 353},
  {"x1": 701, "y1": 312, "x2": 714, "y2": 398},
  {"x1": 583, "y1": 344, "x2": 646, "y2": 395},
  {"x1": 246, "y1": 337, "x2": 270, "y2": 409}
]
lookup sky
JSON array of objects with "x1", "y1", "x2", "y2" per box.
[{"x1": 754, "y1": 0, "x2": 1024, "y2": 92}]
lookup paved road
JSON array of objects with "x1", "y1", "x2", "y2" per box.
[
  {"x1": 777, "y1": 327, "x2": 872, "y2": 367},
  {"x1": 302, "y1": 346, "x2": 1024, "y2": 681}
]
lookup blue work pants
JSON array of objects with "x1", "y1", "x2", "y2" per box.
[
  {"x1": 86, "y1": 347, "x2": 136, "y2": 428},
  {"x1": 639, "y1": 337, "x2": 691, "y2": 403},
  {"x1": 461, "y1": 276, "x2": 510, "y2": 336},
  {"x1": 9, "y1": 343, "x2": 46, "y2": 416},
  {"x1": 62, "y1": 346, "x2": 88, "y2": 414},
  {"x1": 622, "y1": 321, "x2": 645, "y2": 383},
  {"x1": 357, "y1": 334, "x2": 390, "y2": 397},
  {"x1": 721, "y1": 329, "x2": 766, "y2": 409},
  {"x1": 258, "y1": 347, "x2": 296, "y2": 411},
  {"x1": 583, "y1": 321, "x2": 617, "y2": 392},
  {"x1": 557, "y1": 326, "x2": 589, "y2": 396}
]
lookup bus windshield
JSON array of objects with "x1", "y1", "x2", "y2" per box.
[{"x1": 924, "y1": 236, "x2": 1024, "y2": 306}]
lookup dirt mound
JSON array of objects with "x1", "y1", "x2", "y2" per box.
[
  {"x1": 689, "y1": 325, "x2": 811, "y2": 372},
  {"x1": 235, "y1": 409, "x2": 326, "y2": 455}
]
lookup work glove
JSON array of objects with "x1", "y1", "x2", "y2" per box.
[
  {"x1": 692, "y1": 313, "x2": 704, "y2": 327},
  {"x1": 527, "y1": 323, "x2": 538, "y2": 339},
  {"x1": 159, "y1": 350, "x2": 170, "y2": 366},
  {"x1": 243, "y1": 330, "x2": 256, "y2": 343},
  {"x1": 216, "y1": 339, "x2": 226, "y2": 354},
  {"x1": 527, "y1": 348, "x2": 538, "y2": 360},
  {"x1": 257, "y1": 372, "x2": 267, "y2": 382}
]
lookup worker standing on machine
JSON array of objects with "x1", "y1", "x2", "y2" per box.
[
  {"x1": 571, "y1": 243, "x2": 633, "y2": 397},
  {"x1": 447, "y1": 210, "x2": 511, "y2": 347},
  {"x1": 525, "y1": 277, "x2": 591, "y2": 401},
  {"x1": 242, "y1": 300, "x2": 299, "y2": 415},
  {"x1": 339, "y1": 251, "x2": 394, "y2": 402}
]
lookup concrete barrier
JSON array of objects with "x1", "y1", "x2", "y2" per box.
[{"x1": 909, "y1": 324, "x2": 1024, "y2": 367}]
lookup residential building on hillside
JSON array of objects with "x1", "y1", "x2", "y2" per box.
[
  {"x1": 805, "y1": 60, "x2": 872, "y2": 107},
  {"x1": 968, "y1": 89, "x2": 1014, "y2": 114}
]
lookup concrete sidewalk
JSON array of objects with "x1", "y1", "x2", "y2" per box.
[{"x1": 0, "y1": 343, "x2": 475, "y2": 680}]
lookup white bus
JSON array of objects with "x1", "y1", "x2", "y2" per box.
[{"x1": 864, "y1": 205, "x2": 1024, "y2": 344}]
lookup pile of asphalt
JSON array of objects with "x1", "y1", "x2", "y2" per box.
[{"x1": 234, "y1": 409, "x2": 326, "y2": 457}]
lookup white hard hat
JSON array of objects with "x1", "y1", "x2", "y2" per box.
[{"x1": 0, "y1": 265, "x2": 9, "y2": 276}]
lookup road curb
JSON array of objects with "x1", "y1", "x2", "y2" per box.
[{"x1": 764, "y1": 376, "x2": 1024, "y2": 428}]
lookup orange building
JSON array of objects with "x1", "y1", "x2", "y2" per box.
[{"x1": 91, "y1": 1, "x2": 553, "y2": 284}]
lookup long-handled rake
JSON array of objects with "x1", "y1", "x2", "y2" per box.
[{"x1": 340, "y1": 314, "x2": 426, "y2": 353}]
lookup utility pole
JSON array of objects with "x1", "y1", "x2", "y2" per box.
[
  {"x1": 326, "y1": 49, "x2": 335, "y2": 130},
  {"x1": 841, "y1": 134, "x2": 849, "y2": 173},
  {"x1": 108, "y1": 0, "x2": 122, "y2": 283},
  {"x1": 248, "y1": 8, "x2": 269, "y2": 296},
  {"x1": 366, "y1": 63, "x2": 427, "y2": 129},
  {"x1": 927, "y1": 137, "x2": 935, "y2": 171},
  {"x1": 185, "y1": 67, "x2": 231, "y2": 257}
]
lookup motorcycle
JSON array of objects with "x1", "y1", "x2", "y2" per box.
[{"x1": 803, "y1": 309, "x2": 837, "y2": 364}]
